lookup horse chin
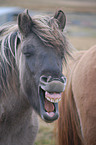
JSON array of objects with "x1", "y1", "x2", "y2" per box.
[{"x1": 39, "y1": 87, "x2": 59, "y2": 123}]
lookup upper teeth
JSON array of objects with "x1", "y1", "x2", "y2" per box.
[{"x1": 45, "y1": 96, "x2": 61, "y2": 103}]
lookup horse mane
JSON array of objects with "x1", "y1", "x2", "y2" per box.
[
  {"x1": 31, "y1": 15, "x2": 71, "y2": 61},
  {"x1": 0, "y1": 25, "x2": 17, "y2": 97}
]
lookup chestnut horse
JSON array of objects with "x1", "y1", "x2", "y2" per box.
[{"x1": 57, "y1": 45, "x2": 96, "y2": 145}]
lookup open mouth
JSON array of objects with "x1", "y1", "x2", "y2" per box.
[
  {"x1": 39, "y1": 75, "x2": 66, "y2": 123},
  {"x1": 39, "y1": 87, "x2": 62, "y2": 123}
]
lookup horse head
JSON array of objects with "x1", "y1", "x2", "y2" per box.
[{"x1": 17, "y1": 9, "x2": 67, "y2": 122}]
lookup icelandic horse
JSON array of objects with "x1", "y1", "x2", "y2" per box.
[
  {"x1": 0, "y1": 9, "x2": 69, "y2": 145},
  {"x1": 57, "y1": 45, "x2": 96, "y2": 145}
]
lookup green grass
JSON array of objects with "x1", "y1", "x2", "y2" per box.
[{"x1": 35, "y1": 118, "x2": 55, "y2": 145}]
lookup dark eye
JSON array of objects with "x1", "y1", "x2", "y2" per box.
[{"x1": 22, "y1": 45, "x2": 35, "y2": 57}]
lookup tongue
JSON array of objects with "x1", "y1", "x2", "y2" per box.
[{"x1": 45, "y1": 99, "x2": 54, "y2": 112}]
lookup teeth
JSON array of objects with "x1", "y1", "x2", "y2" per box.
[
  {"x1": 58, "y1": 98, "x2": 61, "y2": 101},
  {"x1": 46, "y1": 97, "x2": 51, "y2": 102},
  {"x1": 45, "y1": 96, "x2": 61, "y2": 103}
]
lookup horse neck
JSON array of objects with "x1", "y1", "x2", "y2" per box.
[
  {"x1": 0, "y1": 49, "x2": 30, "y2": 125},
  {"x1": 0, "y1": 86, "x2": 31, "y2": 127}
]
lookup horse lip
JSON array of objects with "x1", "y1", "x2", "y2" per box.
[
  {"x1": 38, "y1": 78, "x2": 66, "y2": 122},
  {"x1": 40, "y1": 100, "x2": 59, "y2": 123},
  {"x1": 41, "y1": 103, "x2": 59, "y2": 123},
  {"x1": 39, "y1": 80, "x2": 66, "y2": 93},
  {"x1": 39, "y1": 86, "x2": 59, "y2": 122}
]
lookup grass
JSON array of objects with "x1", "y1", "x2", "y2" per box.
[{"x1": 35, "y1": 118, "x2": 55, "y2": 145}]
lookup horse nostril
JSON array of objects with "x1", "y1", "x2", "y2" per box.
[
  {"x1": 40, "y1": 75, "x2": 67, "y2": 84},
  {"x1": 40, "y1": 75, "x2": 52, "y2": 83},
  {"x1": 47, "y1": 76, "x2": 52, "y2": 82},
  {"x1": 61, "y1": 76, "x2": 67, "y2": 84},
  {"x1": 40, "y1": 75, "x2": 48, "y2": 83},
  {"x1": 40, "y1": 75, "x2": 67, "y2": 93}
]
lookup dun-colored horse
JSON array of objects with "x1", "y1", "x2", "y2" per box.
[
  {"x1": 0, "y1": 9, "x2": 71, "y2": 145},
  {"x1": 57, "y1": 45, "x2": 96, "y2": 145}
]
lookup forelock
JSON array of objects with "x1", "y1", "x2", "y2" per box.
[{"x1": 29, "y1": 15, "x2": 70, "y2": 60}]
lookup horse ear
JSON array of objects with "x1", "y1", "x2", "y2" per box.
[
  {"x1": 18, "y1": 9, "x2": 33, "y2": 36},
  {"x1": 54, "y1": 10, "x2": 66, "y2": 31}
]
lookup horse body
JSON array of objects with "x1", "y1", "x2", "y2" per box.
[
  {"x1": 57, "y1": 45, "x2": 96, "y2": 145},
  {"x1": 0, "y1": 10, "x2": 69, "y2": 145},
  {"x1": 72, "y1": 45, "x2": 96, "y2": 145}
]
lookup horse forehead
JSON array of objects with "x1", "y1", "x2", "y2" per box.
[
  {"x1": 23, "y1": 35, "x2": 51, "y2": 53},
  {"x1": 23, "y1": 33, "x2": 60, "y2": 55},
  {"x1": 24, "y1": 34, "x2": 44, "y2": 48}
]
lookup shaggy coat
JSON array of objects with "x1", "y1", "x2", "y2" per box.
[{"x1": 0, "y1": 9, "x2": 70, "y2": 145}]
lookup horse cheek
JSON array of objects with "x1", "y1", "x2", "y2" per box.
[{"x1": 19, "y1": 56, "x2": 40, "y2": 113}]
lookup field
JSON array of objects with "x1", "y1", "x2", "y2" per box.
[
  {"x1": 0, "y1": 0, "x2": 96, "y2": 145},
  {"x1": 35, "y1": 118, "x2": 55, "y2": 145},
  {"x1": 0, "y1": 0, "x2": 96, "y2": 13}
]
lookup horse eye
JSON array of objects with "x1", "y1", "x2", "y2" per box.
[
  {"x1": 24, "y1": 52, "x2": 33, "y2": 57},
  {"x1": 22, "y1": 46, "x2": 35, "y2": 57}
]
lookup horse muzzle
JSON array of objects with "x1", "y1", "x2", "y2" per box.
[{"x1": 39, "y1": 75, "x2": 67, "y2": 123}]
